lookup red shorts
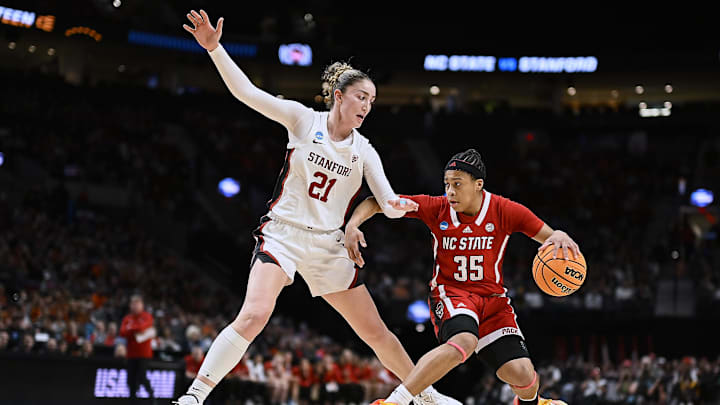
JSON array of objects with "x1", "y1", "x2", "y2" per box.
[{"x1": 428, "y1": 284, "x2": 524, "y2": 353}]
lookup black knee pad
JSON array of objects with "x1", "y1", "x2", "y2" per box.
[
  {"x1": 476, "y1": 335, "x2": 530, "y2": 371},
  {"x1": 438, "y1": 314, "x2": 479, "y2": 343}
]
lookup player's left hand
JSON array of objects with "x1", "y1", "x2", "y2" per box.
[
  {"x1": 345, "y1": 225, "x2": 367, "y2": 268},
  {"x1": 388, "y1": 198, "x2": 419, "y2": 212},
  {"x1": 538, "y1": 230, "x2": 581, "y2": 260}
]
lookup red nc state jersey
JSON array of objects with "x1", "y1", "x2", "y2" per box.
[{"x1": 401, "y1": 190, "x2": 544, "y2": 296}]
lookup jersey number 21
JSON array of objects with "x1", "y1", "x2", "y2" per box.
[{"x1": 308, "y1": 171, "x2": 337, "y2": 203}]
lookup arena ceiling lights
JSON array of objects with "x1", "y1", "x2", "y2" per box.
[
  {"x1": 424, "y1": 54, "x2": 598, "y2": 73},
  {"x1": 128, "y1": 30, "x2": 257, "y2": 58},
  {"x1": 65, "y1": 26, "x2": 103, "y2": 42}
]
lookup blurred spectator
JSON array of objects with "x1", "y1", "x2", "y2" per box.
[
  {"x1": 155, "y1": 326, "x2": 182, "y2": 353},
  {"x1": 184, "y1": 346, "x2": 204, "y2": 380},
  {"x1": 114, "y1": 343, "x2": 127, "y2": 359},
  {"x1": 119, "y1": 295, "x2": 156, "y2": 402},
  {"x1": 267, "y1": 351, "x2": 292, "y2": 404},
  {"x1": 221, "y1": 353, "x2": 269, "y2": 404},
  {"x1": 292, "y1": 357, "x2": 320, "y2": 404},
  {"x1": 339, "y1": 348, "x2": 364, "y2": 403},
  {"x1": 45, "y1": 337, "x2": 59, "y2": 355},
  {"x1": 248, "y1": 353, "x2": 268, "y2": 384},
  {"x1": 80, "y1": 339, "x2": 94, "y2": 358},
  {"x1": 58, "y1": 340, "x2": 69, "y2": 356},
  {"x1": 105, "y1": 322, "x2": 120, "y2": 347},
  {"x1": 320, "y1": 353, "x2": 342, "y2": 403},
  {"x1": 91, "y1": 320, "x2": 107, "y2": 346},
  {"x1": 0, "y1": 331, "x2": 9, "y2": 351},
  {"x1": 17, "y1": 333, "x2": 35, "y2": 354}
]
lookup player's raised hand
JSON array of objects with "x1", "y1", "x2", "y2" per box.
[
  {"x1": 538, "y1": 230, "x2": 581, "y2": 260},
  {"x1": 183, "y1": 9, "x2": 223, "y2": 52},
  {"x1": 345, "y1": 225, "x2": 367, "y2": 268},
  {"x1": 388, "y1": 198, "x2": 419, "y2": 212}
]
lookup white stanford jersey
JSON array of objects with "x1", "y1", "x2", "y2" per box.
[
  {"x1": 268, "y1": 110, "x2": 396, "y2": 231},
  {"x1": 402, "y1": 190, "x2": 545, "y2": 296}
]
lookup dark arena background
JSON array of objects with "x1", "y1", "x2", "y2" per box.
[{"x1": 1, "y1": 2, "x2": 719, "y2": 404}]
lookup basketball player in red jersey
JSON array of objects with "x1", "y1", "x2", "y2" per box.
[{"x1": 346, "y1": 149, "x2": 581, "y2": 405}]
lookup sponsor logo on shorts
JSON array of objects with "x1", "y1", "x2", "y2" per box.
[
  {"x1": 501, "y1": 327, "x2": 519, "y2": 335},
  {"x1": 435, "y1": 302, "x2": 444, "y2": 318},
  {"x1": 485, "y1": 222, "x2": 495, "y2": 232},
  {"x1": 456, "y1": 302, "x2": 467, "y2": 308},
  {"x1": 520, "y1": 340, "x2": 527, "y2": 352},
  {"x1": 439, "y1": 221, "x2": 449, "y2": 230}
]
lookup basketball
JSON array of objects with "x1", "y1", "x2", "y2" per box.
[{"x1": 532, "y1": 246, "x2": 587, "y2": 296}]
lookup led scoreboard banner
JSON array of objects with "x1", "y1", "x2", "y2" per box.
[
  {"x1": 0, "y1": 353, "x2": 184, "y2": 403},
  {"x1": 424, "y1": 54, "x2": 598, "y2": 73},
  {"x1": 0, "y1": 5, "x2": 55, "y2": 32}
]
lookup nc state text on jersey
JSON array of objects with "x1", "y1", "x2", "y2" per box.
[
  {"x1": 442, "y1": 236, "x2": 495, "y2": 250},
  {"x1": 307, "y1": 152, "x2": 352, "y2": 177}
]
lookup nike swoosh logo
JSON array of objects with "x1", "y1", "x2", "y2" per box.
[{"x1": 313, "y1": 140, "x2": 323, "y2": 144}]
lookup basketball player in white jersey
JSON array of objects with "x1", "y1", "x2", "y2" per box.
[{"x1": 175, "y1": 10, "x2": 461, "y2": 405}]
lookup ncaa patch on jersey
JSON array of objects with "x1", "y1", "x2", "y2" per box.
[
  {"x1": 485, "y1": 222, "x2": 495, "y2": 232},
  {"x1": 439, "y1": 221, "x2": 449, "y2": 230},
  {"x1": 315, "y1": 131, "x2": 324, "y2": 141}
]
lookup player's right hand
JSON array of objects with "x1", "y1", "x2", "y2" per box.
[
  {"x1": 183, "y1": 9, "x2": 223, "y2": 52},
  {"x1": 345, "y1": 225, "x2": 367, "y2": 268},
  {"x1": 388, "y1": 198, "x2": 419, "y2": 212}
]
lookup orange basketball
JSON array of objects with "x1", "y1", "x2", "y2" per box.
[{"x1": 532, "y1": 246, "x2": 587, "y2": 296}]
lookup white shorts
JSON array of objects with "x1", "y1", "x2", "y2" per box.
[{"x1": 250, "y1": 214, "x2": 359, "y2": 297}]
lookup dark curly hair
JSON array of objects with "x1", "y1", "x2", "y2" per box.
[{"x1": 447, "y1": 148, "x2": 486, "y2": 180}]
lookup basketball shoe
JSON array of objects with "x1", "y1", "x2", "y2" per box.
[
  {"x1": 513, "y1": 396, "x2": 568, "y2": 405},
  {"x1": 172, "y1": 393, "x2": 201, "y2": 404},
  {"x1": 371, "y1": 388, "x2": 462, "y2": 405},
  {"x1": 414, "y1": 387, "x2": 463, "y2": 405}
]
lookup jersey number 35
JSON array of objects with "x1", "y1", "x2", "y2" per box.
[{"x1": 453, "y1": 255, "x2": 484, "y2": 281}]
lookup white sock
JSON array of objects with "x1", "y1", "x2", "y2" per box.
[
  {"x1": 419, "y1": 385, "x2": 437, "y2": 396},
  {"x1": 187, "y1": 378, "x2": 212, "y2": 402},
  {"x1": 385, "y1": 384, "x2": 413, "y2": 405},
  {"x1": 189, "y1": 326, "x2": 250, "y2": 401}
]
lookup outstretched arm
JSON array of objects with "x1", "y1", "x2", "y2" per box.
[
  {"x1": 184, "y1": 10, "x2": 311, "y2": 134},
  {"x1": 345, "y1": 196, "x2": 417, "y2": 267},
  {"x1": 363, "y1": 146, "x2": 419, "y2": 219}
]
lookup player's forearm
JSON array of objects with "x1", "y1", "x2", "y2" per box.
[
  {"x1": 531, "y1": 223, "x2": 555, "y2": 244},
  {"x1": 347, "y1": 197, "x2": 382, "y2": 229},
  {"x1": 363, "y1": 148, "x2": 406, "y2": 218},
  {"x1": 208, "y1": 45, "x2": 303, "y2": 130},
  {"x1": 208, "y1": 44, "x2": 257, "y2": 101}
]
